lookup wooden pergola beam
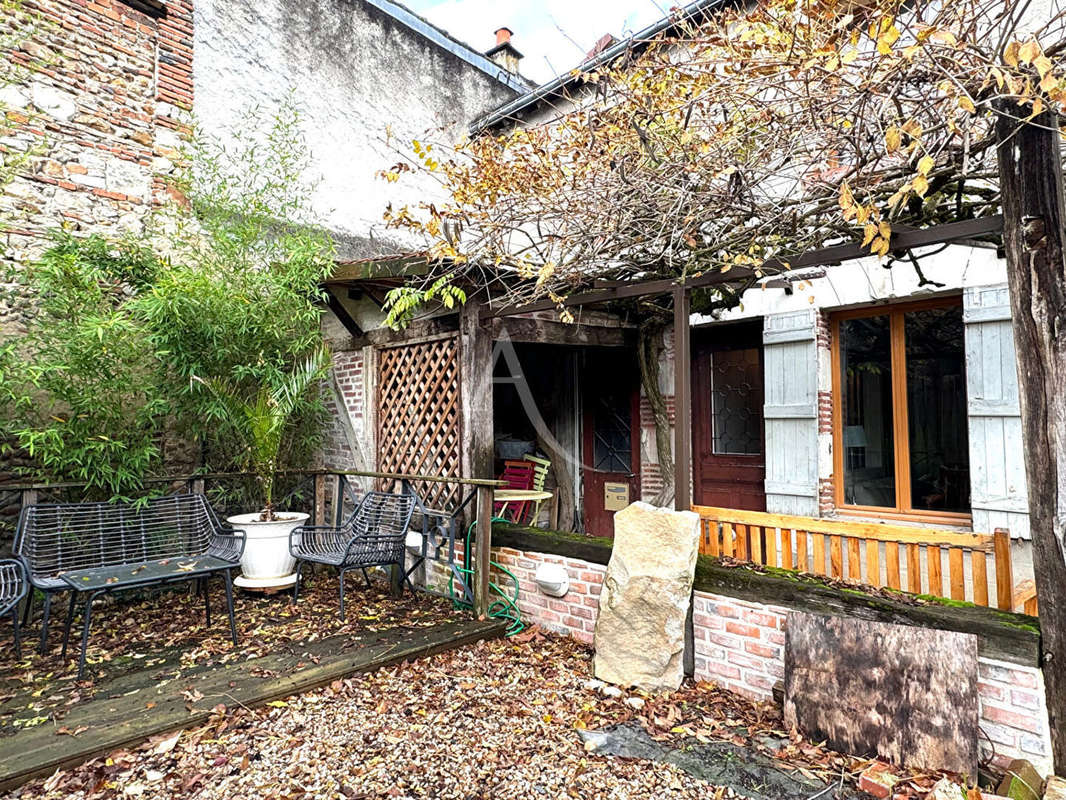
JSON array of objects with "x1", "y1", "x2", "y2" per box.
[{"x1": 480, "y1": 215, "x2": 1004, "y2": 320}]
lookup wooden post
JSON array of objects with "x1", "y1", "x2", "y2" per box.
[
  {"x1": 474, "y1": 484, "x2": 493, "y2": 619},
  {"x1": 673, "y1": 285, "x2": 692, "y2": 511},
  {"x1": 996, "y1": 98, "x2": 1066, "y2": 769},
  {"x1": 673, "y1": 286, "x2": 695, "y2": 677},
  {"x1": 191, "y1": 478, "x2": 205, "y2": 496},
  {"x1": 993, "y1": 528, "x2": 1014, "y2": 612},
  {"x1": 313, "y1": 473, "x2": 326, "y2": 526},
  {"x1": 460, "y1": 300, "x2": 495, "y2": 619}
]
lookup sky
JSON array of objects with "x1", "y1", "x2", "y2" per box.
[{"x1": 404, "y1": 0, "x2": 673, "y2": 84}]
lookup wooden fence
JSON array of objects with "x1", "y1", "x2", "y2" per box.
[{"x1": 692, "y1": 505, "x2": 1029, "y2": 613}]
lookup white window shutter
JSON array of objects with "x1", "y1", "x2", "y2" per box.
[
  {"x1": 963, "y1": 285, "x2": 1030, "y2": 538},
  {"x1": 763, "y1": 310, "x2": 819, "y2": 515}
]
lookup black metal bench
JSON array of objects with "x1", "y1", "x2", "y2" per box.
[
  {"x1": 14, "y1": 493, "x2": 244, "y2": 678},
  {"x1": 290, "y1": 490, "x2": 416, "y2": 620},
  {"x1": 1, "y1": 559, "x2": 27, "y2": 660}
]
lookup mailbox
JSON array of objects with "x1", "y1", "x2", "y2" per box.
[{"x1": 604, "y1": 482, "x2": 630, "y2": 511}]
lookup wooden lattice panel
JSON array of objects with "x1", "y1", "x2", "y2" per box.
[{"x1": 377, "y1": 336, "x2": 462, "y2": 510}]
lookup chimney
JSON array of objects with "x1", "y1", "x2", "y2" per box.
[{"x1": 486, "y1": 26, "x2": 523, "y2": 75}]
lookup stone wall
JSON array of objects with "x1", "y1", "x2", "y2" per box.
[
  {"x1": 488, "y1": 527, "x2": 1054, "y2": 777},
  {"x1": 193, "y1": 0, "x2": 519, "y2": 260},
  {"x1": 1, "y1": 0, "x2": 192, "y2": 328}
]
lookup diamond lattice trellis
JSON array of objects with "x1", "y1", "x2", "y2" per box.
[{"x1": 376, "y1": 336, "x2": 463, "y2": 510}]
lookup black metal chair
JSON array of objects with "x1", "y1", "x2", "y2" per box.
[
  {"x1": 290, "y1": 490, "x2": 416, "y2": 620},
  {"x1": 14, "y1": 493, "x2": 244, "y2": 663},
  {"x1": 1, "y1": 559, "x2": 27, "y2": 660}
]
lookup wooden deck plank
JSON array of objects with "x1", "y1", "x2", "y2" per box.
[{"x1": 0, "y1": 619, "x2": 505, "y2": 793}]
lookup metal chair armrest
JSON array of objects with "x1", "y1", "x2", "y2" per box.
[
  {"x1": 208, "y1": 529, "x2": 245, "y2": 564},
  {"x1": 0, "y1": 559, "x2": 28, "y2": 614}
]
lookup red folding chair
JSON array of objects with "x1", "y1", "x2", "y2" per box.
[{"x1": 494, "y1": 460, "x2": 535, "y2": 522}]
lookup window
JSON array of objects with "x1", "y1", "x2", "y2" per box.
[
  {"x1": 831, "y1": 298, "x2": 970, "y2": 521},
  {"x1": 711, "y1": 348, "x2": 762, "y2": 455}
]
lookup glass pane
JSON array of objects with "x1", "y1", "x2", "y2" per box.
[
  {"x1": 711, "y1": 348, "x2": 762, "y2": 455},
  {"x1": 840, "y1": 315, "x2": 896, "y2": 507},
  {"x1": 593, "y1": 395, "x2": 631, "y2": 473},
  {"x1": 905, "y1": 306, "x2": 970, "y2": 513}
]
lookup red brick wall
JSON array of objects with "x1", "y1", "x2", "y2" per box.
[
  {"x1": 816, "y1": 311, "x2": 835, "y2": 515},
  {"x1": 321, "y1": 349, "x2": 366, "y2": 469},
  {"x1": 491, "y1": 546, "x2": 605, "y2": 645},
  {"x1": 493, "y1": 544, "x2": 1054, "y2": 775},
  {"x1": 1, "y1": 0, "x2": 193, "y2": 275}
]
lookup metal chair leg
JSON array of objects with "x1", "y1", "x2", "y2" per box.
[
  {"x1": 76, "y1": 592, "x2": 100, "y2": 680},
  {"x1": 61, "y1": 591, "x2": 77, "y2": 660},
  {"x1": 203, "y1": 577, "x2": 212, "y2": 627},
  {"x1": 38, "y1": 592, "x2": 52, "y2": 654},
  {"x1": 338, "y1": 568, "x2": 347, "y2": 621},
  {"x1": 222, "y1": 569, "x2": 238, "y2": 647},
  {"x1": 292, "y1": 561, "x2": 303, "y2": 604},
  {"x1": 21, "y1": 590, "x2": 33, "y2": 626},
  {"x1": 360, "y1": 567, "x2": 371, "y2": 589},
  {"x1": 11, "y1": 610, "x2": 21, "y2": 661}
]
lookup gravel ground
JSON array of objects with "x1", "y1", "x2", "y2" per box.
[{"x1": 6, "y1": 632, "x2": 736, "y2": 800}]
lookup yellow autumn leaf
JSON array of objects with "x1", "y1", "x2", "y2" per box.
[
  {"x1": 929, "y1": 29, "x2": 957, "y2": 47},
  {"x1": 267, "y1": 701, "x2": 288, "y2": 708},
  {"x1": 1018, "y1": 40, "x2": 1041, "y2": 65},
  {"x1": 878, "y1": 220, "x2": 892, "y2": 240},
  {"x1": 1003, "y1": 42, "x2": 1020, "y2": 68},
  {"x1": 885, "y1": 126, "x2": 901, "y2": 153},
  {"x1": 917, "y1": 155, "x2": 935, "y2": 175},
  {"x1": 913, "y1": 174, "x2": 930, "y2": 197},
  {"x1": 877, "y1": 24, "x2": 900, "y2": 55},
  {"x1": 862, "y1": 223, "x2": 877, "y2": 247},
  {"x1": 1040, "y1": 73, "x2": 1059, "y2": 93},
  {"x1": 958, "y1": 96, "x2": 976, "y2": 114},
  {"x1": 1034, "y1": 55, "x2": 1054, "y2": 78}
]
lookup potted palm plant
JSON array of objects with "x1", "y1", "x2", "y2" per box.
[{"x1": 194, "y1": 347, "x2": 329, "y2": 590}]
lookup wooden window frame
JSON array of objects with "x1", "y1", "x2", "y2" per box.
[{"x1": 830, "y1": 296, "x2": 971, "y2": 525}]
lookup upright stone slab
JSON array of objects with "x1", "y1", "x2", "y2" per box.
[{"x1": 593, "y1": 502, "x2": 700, "y2": 691}]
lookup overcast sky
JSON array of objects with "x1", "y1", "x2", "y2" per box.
[{"x1": 404, "y1": 0, "x2": 672, "y2": 84}]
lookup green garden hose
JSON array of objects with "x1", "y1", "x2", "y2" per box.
[{"x1": 446, "y1": 517, "x2": 525, "y2": 637}]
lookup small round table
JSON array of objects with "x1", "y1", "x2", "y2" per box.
[{"x1": 493, "y1": 489, "x2": 554, "y2": 525}]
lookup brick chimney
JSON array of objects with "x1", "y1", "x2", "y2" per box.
[{"x1": 486, "y1": 27, "x2": 523, "y2": 75}]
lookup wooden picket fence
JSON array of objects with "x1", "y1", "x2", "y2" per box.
[{"x1": 692, "y1": 505, "x2": 1031, "y2": 613}]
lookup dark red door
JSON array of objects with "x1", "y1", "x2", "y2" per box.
[
  {"x1": 582, "y1": 352, "x2": 641, "y2": 537},
  {"x1": 692, "y1": 322, "x2": 766, "y2": 511}
]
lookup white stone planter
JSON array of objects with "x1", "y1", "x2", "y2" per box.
[{"x1": 228, "y1": 512, "x2": 309, "y2": 590}]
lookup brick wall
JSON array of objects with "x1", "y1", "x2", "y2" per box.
[
  {"x1": 491, "y1": 546, "x2": 605, "y2": 645},
  {"x1": 815, "y1": 311, "x2": 835, "y2": 515},
  {"x1": 492, "y1": 543, "x2": 1054, "y2": 776},
  {"x1": 1, "y1": 0, "x2": 193, "y2": 316},
  {"x1": 320, "y1": 348, "x2": 367, "y2": 469}
]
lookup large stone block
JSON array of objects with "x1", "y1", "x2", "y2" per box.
[{"x1": 593, "y1": 502, "x2": 699, "y2": 691}]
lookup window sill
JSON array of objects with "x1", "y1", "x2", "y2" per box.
[{"x1": 830, "y1": 506, "x2": 973, "y2": 530}]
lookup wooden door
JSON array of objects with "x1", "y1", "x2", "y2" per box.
[
  {"x1": 581, "y1": 352, "x2": 641, "y2": 537},
  {"x1": 692, "y1": 322, "x2": 766, "y2": 511}
]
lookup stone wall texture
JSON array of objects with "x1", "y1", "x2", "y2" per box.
[
  {"x1": 193, "y1": 0, "x2": 519, "y2": 260},
  {"x1": 494, "y1": 543, "x2": 1055, "y2": 777},
  {"x1": 1, "y1": 0, "x2": 192, "y2": 327}
]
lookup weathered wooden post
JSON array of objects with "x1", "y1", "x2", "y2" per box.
[
  {"x1": 474, "y1": 484, "x2": 493, "y2": 619},
  {"x1": 673, "y1": 285, "x2": 692, "y2": 512},
  {"x1": 460, "y1": 300, "x2": 495, "y2": 619},
  {"x1": 673, "y1": 285, "x2": 696, "y2": 677}
]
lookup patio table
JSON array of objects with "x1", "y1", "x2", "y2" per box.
[
  {"x1": 493, "y1": 489, "x2": 553, "y2": 526},
  {"x1": 59, "y1": 555, "x2": 238, "y2": 679}
]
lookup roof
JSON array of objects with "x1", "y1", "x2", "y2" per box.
[
  {"x1": 366, "y1": 0, "x2": 533, "y2": 94},
  {"x1": 469, "y1": 0, "x2": 731, "y2": 134}
]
